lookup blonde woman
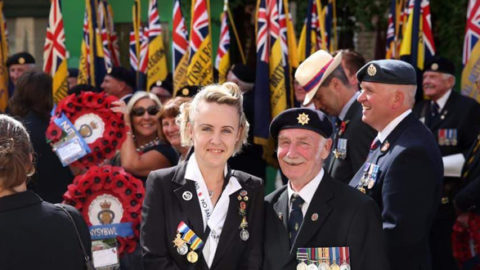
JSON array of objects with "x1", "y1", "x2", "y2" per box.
[{"x1": 141, "y1": 83, "x2": 263, "y2": 269}]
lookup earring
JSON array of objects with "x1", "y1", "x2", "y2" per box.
[{"x1": 26, "y1": 167, "x2": 35, "y2": 177}]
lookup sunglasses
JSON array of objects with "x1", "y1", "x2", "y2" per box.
[{"x1": 131, "y1": 105, "x2": 159, "y2": 117}]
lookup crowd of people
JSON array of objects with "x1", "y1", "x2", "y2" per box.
[{"x1": 0, "y1": 47, "x2": 479, "y2": 270}]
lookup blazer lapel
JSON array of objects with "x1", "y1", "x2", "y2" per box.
[
  {"x1": 210, "y1": 189, "x2": 243, "y2": 268},
  {"x1": 430, "y1": 92, "x2": 455, "y2": 130},
  {"x1": 172, "y1": 161, "x2": 207, "y2": 241},
  {"x1": 290, "y1": 177, "x2": 333, "y2": 254},
  {"x1": 273, "y1": 188, "x2": 289, "y2": 229}
]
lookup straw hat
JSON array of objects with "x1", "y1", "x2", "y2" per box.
[{"x1": 295, "y1": 50, "x2": 342, "y2": 105}]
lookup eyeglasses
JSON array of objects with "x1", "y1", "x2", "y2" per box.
[{"x1": 131, "y1": 105, "x2": 159, "y2": 117}]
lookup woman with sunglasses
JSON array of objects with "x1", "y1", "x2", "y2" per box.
[
  {"x1": 141, "y1": 82, "x2": 264, "y2": 270},
  {"x1": 112, "y1": 91, "x2": 178, "y2": 182}
]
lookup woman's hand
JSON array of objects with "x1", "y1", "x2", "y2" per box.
[{"x1": 111, "y1": 100, "x2": 130, "y2": 127}]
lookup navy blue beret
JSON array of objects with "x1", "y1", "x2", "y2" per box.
[
  {"x1": 106, "y1": 67, "x2": 136, "y2": 89},
  {"x1": 231, "y1": 63, "x2": 255, "y2": 83},
  {"x1": 424, "y1": 56, "x2": 455, "y2": 76},
  {"x1": 270, "y1": 108, "x2": 332, "y2": 140},
  {"x1": 7, "y1": 52, "x2": 35, "y2": 67},
  {"x1": 357, "y1": 59, "x2": 416, "y2": 85}
]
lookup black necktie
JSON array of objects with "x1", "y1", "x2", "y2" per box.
[
  {"x1": 431, "y1": 102, "x2": 440, "y2": 118},
  {"x1": 288, "y1": 194, "x2": 304, "y2": 245}
]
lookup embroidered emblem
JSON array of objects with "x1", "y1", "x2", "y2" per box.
[
  {"x1": 367, "y1": 64, "x2": 377, "y2": 76},
  {"x1": 297, "y1": 113, "x2": 310, "y2": 125}
]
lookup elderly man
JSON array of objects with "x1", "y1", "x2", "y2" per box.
[
  {"x1": 100, "y1": 67, "x2": 135, "y2": 103},
  {"x1": 349, "y1": 60, "x2": 443, "y2": 270},
  {"x1": 296, "y1": 50, "x2": 375, "y2": 184},
  {"x1": 413, "y1": 56, "x2": 480, "y2": 270},
  {"x1": 263, "y1": 107, "x2": 389, "y2": 270}
]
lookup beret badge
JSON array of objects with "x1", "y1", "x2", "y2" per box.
[
  {"x1": 367, "y1": 64, "x2": 377, "y2": 76},
  {"x1": 297, "y1": 113, "x2": 310, "y2": 125},
  {"x1": 431, "y1": 63, "x2": 439, "y2": 71},
  {"x1": 182, "y1": 88, "x2": 189, "y2": 96},
  {"x1": 18, "y1": 57, "x2": 25, "y2": 64}
]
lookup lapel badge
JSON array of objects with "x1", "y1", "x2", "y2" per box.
[
  {"x1": 297, "y1": 113, "x2": 310, "y2": 125},
  {"x1": 367, "y1": 64, "x2": 377, "y2": 76},
  {"x1": 311, "y1": 213, "x2": 319, "y2": 222},
  {"x1": 380, "y1": 141, "x2": 390, "y2": 152},
  {"x1": 240, "y1": 190, "x2": 248, "y2": 197},
  {"x1": 278, "y1": 212, "x2": 283, "y2": 221},
  {"x1": 182, "y1": 191, "x2": 193, "y2": 201}
]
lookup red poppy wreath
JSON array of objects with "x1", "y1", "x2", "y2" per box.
[
  {"x1": 63, "y1": 165, "x2": 145, "y2": 256},
  {"x1": 46, "y1": 92, "x2": 127, "y2": 169}
]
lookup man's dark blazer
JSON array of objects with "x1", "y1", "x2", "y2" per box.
[
  {"x1": 414, "y1": 91, "x2": 480, "y2": 270},
  {"x1": 141, "y1": 160, "x2": 264, "y2": 270},
  {"x1": 456, "y1": 133, "x2": 480, "y2": 212},
  {"x1": 349, "y1": 113, "x2": 443, "y2": 270},
  {"x1": 325, "y1": 100, "x2": 376, "y2": 184},
  {"x1": 263, "y1": 173, "x2": 389, "y2": 270},
  {"x1": 0, "y1": 191, "x2": 91, "y2": 270}
]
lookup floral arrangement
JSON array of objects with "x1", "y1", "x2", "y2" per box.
[
  {"x1": 63, "y1": 165, "x2": 145, "y2": 256},
  {"x1": 46, "y1": 92, "x2": 127, "y2": 169}
]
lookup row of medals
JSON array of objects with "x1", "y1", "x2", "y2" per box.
[{"x1": 297, "y1": 260, "x2": 351, "y2": 270}]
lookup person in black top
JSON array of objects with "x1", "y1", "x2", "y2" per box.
[{"x1": 0, "y1": 114, "x2": 91, "y2": 270}]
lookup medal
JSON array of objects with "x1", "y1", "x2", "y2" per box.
[
  {"x1": 307, "y1": 263, "x2": 319, "y2": 270},
  {"x1": 240, "y1": 228, "x2": 250, "y2": 241},
  {"x1": 297, "y1": 261, "x2": 308, "y2": 270},
  {"x1": 339, "y1": 247, "x2": 350, "y2": 270},
  {"x1": 187, "y1": 250, "x2": 198, "y2": 263},
  {"x1": 318, "y1": 262, "x2": 330, "y2": 270},
  {"x1": 339, "y1": 263, "x2": 350, "y2": 270},
  {"x1": 173, "y1": 233, "x2": 188, "y2": 255},
  {"x1": 238, "y1": 192, "x2": 249, "y2": 241},
  {"x1": 177, "y1": 244, "x2": 188, "y2": 255},
  {"x1": 330, "y1": 263, "x2": 340, "y2": 270}
]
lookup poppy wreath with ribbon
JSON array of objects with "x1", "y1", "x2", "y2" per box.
[
  {"x1": 63, "y1": 165, "x2": 145, "y2": 256},
  {"x1": 451, "y1": 212, "x2": 480, "y2": 269},
  {"x1": 46, "y1": 92, "x2": 127, "y2": 169}
]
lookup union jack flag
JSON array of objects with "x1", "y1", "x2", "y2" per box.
[
  {"x1": 256, "y1": 0, "x2": 269, "y2": 62},
  {"x1": 215, "y1": 4, "x2": 229, "y2": 70},
  {"x1": 129, "y1": 31, "x2": 138, "y2": 71},
  {"x1": 139, "y1": 27, "x2": 149, "y2": 73},
  {"x1": 386, "y1": 0, "x2": 396, "y2": 58},
  {"x1": 463, "y1": 0, "x2": 480, "y2": 65},
  {"x1": 172, "y1": 0, "x2": 188, "y2": 71},
  {"x1": 189, "y1": 0, "x2": 209, "y2": 58},
  {"x1": 43, "y1": 0, "x2": 66, "y2": 75},
  {"x1": 148, "y1": 0, "x2": 162, "y2": 40},
  {"x1": 421, "y1": 0, "x2": 435, "y2": 60},
  {"x1": 105, "y1": 2, "x2": 119, "y2": 66},
  {"x1": 98, "y1": 1, "x2": 112, "y2": 70}
]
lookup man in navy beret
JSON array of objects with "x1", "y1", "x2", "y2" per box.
[
  {"x1": 7, "y1": 52, "x2": 36, "y2": 96},
  {"x1": 413, "y1": 56, "x2": 480, "y2": 270},
  {"x1": 100, "y1": 67, "x2": 135, "y2": 103},
  {"x1": 264, "y1": 107, "x2": 389, "y2": 270},
  {"x1": 349, "y1": 59, "x2": 443, "y2": 270}
]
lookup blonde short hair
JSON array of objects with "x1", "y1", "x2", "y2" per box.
[{"x1": 177, "y1": 82, "x2": 249, "y2": 155}]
